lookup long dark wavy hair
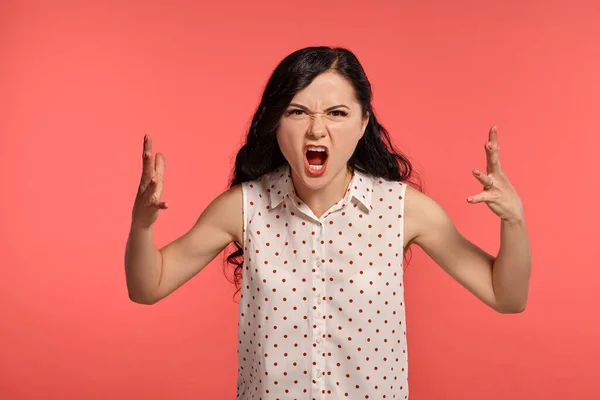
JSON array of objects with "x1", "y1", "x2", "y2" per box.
[{"x1": 224, "y1": 46, "x2": 421, "y2": 294}]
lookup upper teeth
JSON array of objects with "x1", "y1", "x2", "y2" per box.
[{"x1": 308, "y1": 146, "x2": 326, "y2": 152}]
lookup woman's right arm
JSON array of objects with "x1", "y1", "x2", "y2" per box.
[{"x1": 124, "y1": 135, "x2": 243, "y2": 305}]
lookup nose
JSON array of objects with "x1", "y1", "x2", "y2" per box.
[{"x1": 307, "y1": 114, "x2": 327, "y2": 139}]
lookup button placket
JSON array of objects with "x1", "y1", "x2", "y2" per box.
[
  {"x1": 312, "y1": 220, "x2": 327, "y2": 394},
  {"x1": 318, "y1": 221, "x2": 328, "y2": 392}
]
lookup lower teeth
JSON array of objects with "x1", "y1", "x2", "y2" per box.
[{"x1": 309, "y1": 165, "x2": 323, "y2": 170}]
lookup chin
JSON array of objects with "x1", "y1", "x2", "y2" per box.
[
  {"x1": 292, "y1": 158, "x2": 346, "y2": 191},
  {"x1": 297, "y1": 168, "x2": 329, "y2": 188}
]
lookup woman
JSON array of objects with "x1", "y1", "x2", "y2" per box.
[{"x1": 125, "y1": 46, "x2": 531, "y2": 399}]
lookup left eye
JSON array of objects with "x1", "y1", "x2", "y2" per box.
[{"x1": 330, "y1": 110, "x2": 347, "y2": 117}]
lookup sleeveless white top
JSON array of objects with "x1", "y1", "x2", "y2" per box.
[{"x1": 236, "y1": 164, "x2": 409, "y2": 399}]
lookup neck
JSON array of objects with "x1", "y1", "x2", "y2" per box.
[{"x1": 291, "y1": 166, "x2": 354, "y2": 218}]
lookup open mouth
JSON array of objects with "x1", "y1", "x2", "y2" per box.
[{"x1": 305, "y1": 145, "x2": 328, "y2": 176}]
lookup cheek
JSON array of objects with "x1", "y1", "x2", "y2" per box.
[
  {"x1": 330, "y1": 124, "x2": 363, "y2": 153},
  {"x1": 276, "y1": 125, "x2": 303, "y2": 158}
]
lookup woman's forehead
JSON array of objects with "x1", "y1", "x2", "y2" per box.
[{"x1": 291, "y1": 72, "x2": 358, "y2": 107}]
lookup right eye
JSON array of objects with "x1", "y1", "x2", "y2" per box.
[{"x1": 287, "y1": 109, "x2": 305, "y2": 116}]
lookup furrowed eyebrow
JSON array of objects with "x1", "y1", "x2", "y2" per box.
[{"x1": 288, "y1": 103, "x2": 350, "y2": 112}]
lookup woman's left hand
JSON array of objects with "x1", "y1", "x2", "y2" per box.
[{"x1": 467, "y1": 126, "x2": 525, "y2": 224}]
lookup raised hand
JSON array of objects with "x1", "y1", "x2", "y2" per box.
[
  {"x1": 467, "y1": 126, "x2": 524, "y2": 224},
  {"x1": 131, "y1": 134, "x2": 168, "y2": 229}
]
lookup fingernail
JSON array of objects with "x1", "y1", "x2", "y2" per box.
[
  {"x1": 474, "y1": 169, "x2": 480, "y2": 175},
  {"x1": 487, "y1": 142, "x2": 492, "y2": 150}
]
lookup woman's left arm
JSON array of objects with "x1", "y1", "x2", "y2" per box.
[{"x1": 410, "y1": 126, "x2": 531, "y2": 313}]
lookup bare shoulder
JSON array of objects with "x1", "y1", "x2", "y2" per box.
[{"x1": 403, "y1": 184, "x2": 455, "y2": 248}]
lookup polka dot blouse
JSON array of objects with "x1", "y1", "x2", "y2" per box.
[{"x1": 236, "y1": 164, "x2": 409, "y2": 399}]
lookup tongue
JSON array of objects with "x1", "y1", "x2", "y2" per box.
[{"x1": 307, "y1": 151, "x2": 327, "y2": 165}]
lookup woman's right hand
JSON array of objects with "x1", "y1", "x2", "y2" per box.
[{"x1": 131, "y1": 134, "x2": 168, "y2": 229}]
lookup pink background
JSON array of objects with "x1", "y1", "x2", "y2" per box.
[{"x1": 1, "y1": 0, "x2": 598, "y2": 398}]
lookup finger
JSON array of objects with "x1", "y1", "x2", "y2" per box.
[
  {"x1": 485, "y1": 126, "x2": 501, "y2": 174},
  {"x1": 140, "y1": 134, "x2": 154, "y2": 192},
  {"x1": 154, "y1": 152, "x2": 166, "y2": 179},
  {"x1": 489, "y1": 125, "x2": 499, "y2": 147},
  {"x1": 467, "y1": 191, "x2": 492, "y2": 204},
  {"x1": 141, "y1": 176, "x2": 158, "y2": 204},
  {"x1": 140, "y1": 176, "x2": 168, "y2": 207},
  {"x1": 472, "y1": 169, "x2": 493, "y2": 188},
  {"x1": 153, "y1": 152, "x2": 166, "y2": 200}
]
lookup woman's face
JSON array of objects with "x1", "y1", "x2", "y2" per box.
[{"x1": 276, "y1": 70, "x2": 369, "y2": 191}]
